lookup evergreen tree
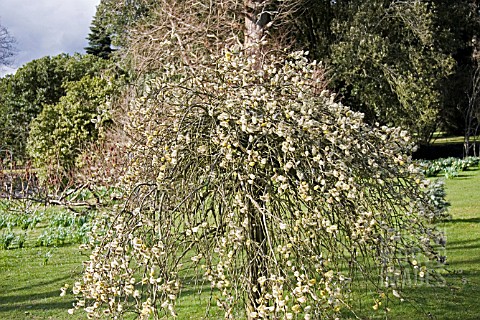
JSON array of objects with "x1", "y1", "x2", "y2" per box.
[{"x1": 85, "y1": 13, "x2": 114, "y2": 59}]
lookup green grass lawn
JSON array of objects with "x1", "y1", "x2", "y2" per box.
[
  {"x1": 0, "y1": 168, "x2": 479, "y2": 319},
  {"x1": 375, "y1": 168, "x2": 480, "y2": 320},
  {"x1": 0, "y1": 246, "x2": 86, "y2": 319}
]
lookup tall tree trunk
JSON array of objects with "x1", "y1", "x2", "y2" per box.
[
  {"x1": 244, "y1": 0, "x2": 271, "y2": 65},
  {"x1": 465, "y1": 39, "x2": 480, "y2": 157},
  {"x1": 244, "y1": 2, "x2": 271, "y2": 317},
  {"x1": 246, "y1": 195, "x2": 268, "y2": 318}
]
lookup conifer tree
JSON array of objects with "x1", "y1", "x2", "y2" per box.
[{"x1": 85, "y1": 13, "x2": 114, "y2": 59}]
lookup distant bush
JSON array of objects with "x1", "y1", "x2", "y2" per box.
[{"x1": 27, "y1": 75, "x2": 114, "y2": 188}]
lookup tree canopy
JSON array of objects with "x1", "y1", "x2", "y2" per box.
[
  {"x1": 0, "y1": 54, "x2": 109, "y2": 161},
  {"x1": 91, "y1": 0, "x2": 458, "y2": 144}
]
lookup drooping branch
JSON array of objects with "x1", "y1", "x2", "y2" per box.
[{"x1": 73, "y1": 48, "x2": 445, "y2": 319}]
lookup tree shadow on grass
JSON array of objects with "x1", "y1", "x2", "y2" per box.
[
  {"x1": 0, "y1": 290, "x2": 74, "y2": 312},
  {"x1": 448, "y1": 218, "x2": 480, "y2": 224},
  {"x1": 449, "y1": 174, "x2": 472, "y2": 179},
  {"x1": 0, "y1": 274, "x2": 76, "y2": 317},
  {"x1": 395, "y1": 278, "x2": 480, "y2": 320},
  {"x1": 0, "y1": 275, "x2": 71, "y2": 295},
  {"x1": 445, "y1": 256, "x2": 480, "y2": 267},
  {"x1": 0, "y1": 289, "x2": 65, "y2": 306},
  {"x1": 446, "y1": 242, "x2": 480, "y2": 251}
]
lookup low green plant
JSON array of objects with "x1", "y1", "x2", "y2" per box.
[
  {"x1": 37, "y1": 227, "x2": 68, "y2": 247},
  {"x1": 0, "y1": 232, "x2": 15, "y2": 249},
  {"x1": 50, "y1": 212, "x2": 77, "y2": 228},
  {"x1": 418, "y1": 157, "x2": 480, "y2": 178},
  {"x1": 16, "y1": 232, "x2": 27, "y2": 248},
  {"x1": 444, "y1": 166, "x2": 459, "y2": 179},
  {"x1": 36, "y1": 220, "x2": 93, "y2": 247},
  {"x1": 42, "y1": 250, "x2": 53, "y2": 265},
  {"x1": 0, "y1": 201, "x2": 95, "y2": 249},
  {"x1": 425, "y1": 179, "x2": 450, "y2": 221}
]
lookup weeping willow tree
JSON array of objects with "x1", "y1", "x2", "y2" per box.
[
  {"x1": 71, "y1": 43, "x2": 445, "y2": 319},
  {"x1": 69, "y1": 1, "x2": 449, "y2": 318}
]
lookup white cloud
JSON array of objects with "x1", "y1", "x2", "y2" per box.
[
  {"x1": 0, "y1": 0, "x2": 100, "y2": 69},
  {"x1": 0, "y1": 65, "x2": 16, "y2": 77}
]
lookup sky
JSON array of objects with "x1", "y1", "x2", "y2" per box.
[{"x1": 0, "y1": 0, "x2": 100, "y2": 76}]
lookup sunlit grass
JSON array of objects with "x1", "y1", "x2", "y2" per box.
[
  {"x1": 431, "y1": 135, "x2": 479, "y2": 145},
  {"x1": 0, "y1": 169, "x2": 479, "y2": 319},
  {"x1": 0, "y1": 246, "x2": 86, "y2": 319},
  {"x1": 376, "y1": 168, "x2": 480, "y2": 320}
]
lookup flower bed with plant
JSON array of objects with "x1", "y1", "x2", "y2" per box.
[
  {"x1": 418, "y1": 157, "x2": 480, "y2": 179},
  {"x1": 0, "y1": 186, "x2": 120, "y2": 250}
]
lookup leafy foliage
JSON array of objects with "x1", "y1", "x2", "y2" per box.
[
  {"x1": 98, "y1": 0, "x2": 456, "y2": 143},
  {"x1": 27, "y1": 75, "x2": 114, "y2": 186},
  {"x1": 0, "y1": 54, "x2": 109, "y2": 161},
  {"x1": 91, "y1": 0, "x2": 157, "y2": 47},
  {"x1": 72, "y1": 48, "x2": 445, "y2": 319},
  {"x1": 327, "y1": 1, "x2": 453, "y2": 143}
]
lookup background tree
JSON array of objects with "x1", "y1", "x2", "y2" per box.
[
  {"x1": 0, "y1": 54, "x2": 109, "y2": 161},
  {"x1": 0, "y1": 21, "x2": 15, "y2": 66},
  {"x1": 464, "y1": 40, "x2": 480, "y2": 156},
  {"x1": 27, "y1": 75, "x2": 114, "y2": 187},
  {"x1": 431, "y1": 0, "x2": 480, "y2": 137},
  {"x1": 89, "y1": 0, "x2": 157, "y2": 48},
  {"x1": 85, "y1": 10, "x2": 115, "y2": 59},
  {"x1": 281, "y1": 0, "x2": 454, "y2": 144},
  {"x1": 95, "y1": 0, "x2": 454, "y2": 144}
]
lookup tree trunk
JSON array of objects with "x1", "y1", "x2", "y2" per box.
[
  {"x1": 246, "y1": 196, "x2": 268, "y2": 319},
  {"x1": 244, "y1": 0, "x2": 270, "y2": 64},
  {"x1": 243, "y1": 2, "x2": 271, "y2": 317}
]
